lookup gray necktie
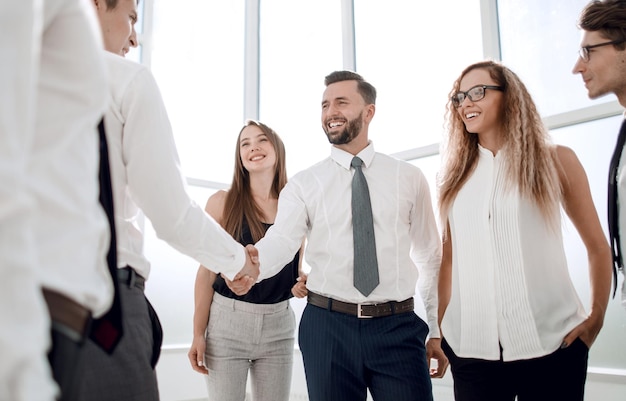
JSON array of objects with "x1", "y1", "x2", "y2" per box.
[{"x1": 351, "y1": 156, "x2": 379, "y2": 296}]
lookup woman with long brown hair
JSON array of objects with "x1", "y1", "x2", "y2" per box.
[{"x1": 188, "y1": 120, "x2": 305, "y2": 401}]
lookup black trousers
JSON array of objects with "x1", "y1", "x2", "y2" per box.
[{"x1": 442, "y1": 337, "x2": 589, "y2": 401}]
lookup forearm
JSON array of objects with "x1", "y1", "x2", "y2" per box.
[
  {"x1": 438, "y1": 228, "x2": 452, "y2": 327},
  {"x1": 587, "y1": 247, "x2": 612, "y2": 320},
  {"x1": 438, "y1": 273, "x2": 451, "y2": 326},
  {"x1": 192, "y1": 267, "x2": 216, "y2": 337}
]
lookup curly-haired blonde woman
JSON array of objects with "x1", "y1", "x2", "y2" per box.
[{"x1": 437, "y1": 60, "x2": 612, "y2": 401}]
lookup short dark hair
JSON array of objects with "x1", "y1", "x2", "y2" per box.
[
  {"x1": 104, "y1": 0, "x2": 140, "y2": 10},
  {"x1": 324, "y1": 70, "x2": 377, "y2": 105},
  {"x1": 578, "y1": 0, "x2": 626, "y2": 50}
]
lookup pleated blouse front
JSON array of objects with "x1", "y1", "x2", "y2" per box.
[{"x1": 441, "y1": 145, "x2": 586, "y2": 362}]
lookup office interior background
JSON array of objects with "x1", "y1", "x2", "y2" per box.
[{"x1": 127, "y1": 0, "x2": 626, "y2": 399}]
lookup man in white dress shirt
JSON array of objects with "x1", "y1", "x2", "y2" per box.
[
  {"x1": 1, "y1": 0, "x2": 112, "y2": 400},
  {"x1": 574, "y1": 0, "x2": 626, "y2": 310},
  {"x1": 1, "y1": 2, "x2": 57, "y2": 399},
  {"x1": 75, "y1": 1, "x2": 258, "y2": 399},
  {"x1": 252, "y1": 70, "x2": 448, "y2": 401}
]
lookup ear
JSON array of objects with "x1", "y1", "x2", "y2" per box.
[{"x1": 364, "y1": 103, "x2": 375, "y2": 123}]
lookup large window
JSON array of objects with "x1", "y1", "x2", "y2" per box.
[
  {"x1": 497, "y1": 0, "x2": 617, "y2": 117},
  {"x1": 150, "y1": 0, "x2": 245, "y2": 184},
  {"x1": 140, "y1": 3, "x2": 626, "y2": 378},
  {"x1": 354, "y1": 0, "x2": 483, "y2": 153},
  {"x1": 144, "y1": 0, "x2": 484, "y2": 346},
  {"x1": 258, "y1": 0, "x2": 344, "y2": 175}
]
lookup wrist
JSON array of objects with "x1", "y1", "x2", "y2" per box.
[{"x1": 193, "y1": 327, "x2": 207, "y2": 338}]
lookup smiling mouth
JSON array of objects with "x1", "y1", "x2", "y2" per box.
[
  {"x1": 327, "y1": 120, "x2": 345, "y2": 129},
  {"x1": 465, "y1": 112, "x2": 480, "y2": 120}
]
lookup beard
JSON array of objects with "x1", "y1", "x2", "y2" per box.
[{"x1": 323, "y1": 112, "x2": 363, "y2": 145}]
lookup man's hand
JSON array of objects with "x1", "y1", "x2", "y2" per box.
[
  {"x1": 188, "y1": 335, "x2": 208, "y2": 375},
  {"x1": 225, "y1": 245, "x2": 259, "y2": 295},
  {"x1": 426, "y1": 338, "x2": 449, "y2": 378}
]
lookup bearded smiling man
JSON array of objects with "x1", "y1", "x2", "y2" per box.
[{"x1": 247, "y1": 70, "x2": 448, "y2": 401}]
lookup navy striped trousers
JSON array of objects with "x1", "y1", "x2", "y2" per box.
[{"x1": 298, "y1": 303, "x2": 433, "y2": 401}]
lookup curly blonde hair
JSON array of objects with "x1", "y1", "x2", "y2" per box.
[{"x1": 437, "y1": 60, "x2": 562, "y2": 229}]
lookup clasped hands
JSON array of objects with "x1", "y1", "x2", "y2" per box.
[{"x1": 224, "y1": 244, "x2": 259, "y2": 295}]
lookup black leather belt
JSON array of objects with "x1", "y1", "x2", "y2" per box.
[
  {"x1": 118, "y1": 266, "x2": 145, "y2": 290},
  {"x1": 307, "y1": 291, "x2": 414, "y2": 318},
  {"x1": 42, "y1": 287, "x2": 92, "y2": 341}
]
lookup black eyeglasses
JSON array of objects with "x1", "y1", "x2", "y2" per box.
[
  {"x1": 578, "y1": 39, "x2": 626, "y2": 62},
  {"x1": 451, "y1": 85, "x2": 504, "y2": 108}
]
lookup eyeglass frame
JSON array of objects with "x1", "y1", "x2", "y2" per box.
[
  {"x1": 451, "y1": 85, "x2": 504, "y2": 108},
  {"x1": 578, "y1": 39, "x2": 626, "y2": 62}
]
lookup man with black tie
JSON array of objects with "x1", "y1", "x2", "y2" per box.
[
  {"x1": 74, "y1": 1, "x2": 259, "y2": 400},
  {"x1": 574, "y1": 0, "x2": 626, "y2": 310}
]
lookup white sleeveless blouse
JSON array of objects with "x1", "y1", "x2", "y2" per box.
[{"x1": 441, "y1": 145, "x2": 586, "y2": 361}]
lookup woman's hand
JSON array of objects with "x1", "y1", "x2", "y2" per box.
[
  {"x1": 188, "y1": 334, "x2": 209, "y2": 375},
  {"x1": 562, "y1": 313, "x2": 604, "y2": 349},
  {"x1": 291, "y1": 273, "x2": 308, "y2": 298}
]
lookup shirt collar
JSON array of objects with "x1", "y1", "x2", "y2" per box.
[{"x1": 331, "y1": 141, "x2": 376, "y2": 170}]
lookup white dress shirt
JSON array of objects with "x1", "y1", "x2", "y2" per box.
[
  {"x1": 1, "y1": 0, "x2": 109, "y2": 399},
  {"x1": 31, "y1": 0, "x2": 112, "y2": 317},
  {"x1": 255, "y1": 142, "x2": 442, "y2": 336},
  {"x1": 102, "y1": 52, "x2": 245, "y2": 281},
  {"x1": 442, "y1": 146, "x2": 587, "y2": 361}
]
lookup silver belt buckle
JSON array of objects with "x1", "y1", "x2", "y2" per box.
[{"x1": 357, "y1": 303, "x2": 373, "y2": 319}]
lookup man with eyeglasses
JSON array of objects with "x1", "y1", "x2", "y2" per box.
[{"x1": 573, "y1": 0, "x2": 626, "y2": 310}]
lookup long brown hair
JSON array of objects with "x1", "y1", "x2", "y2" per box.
[
  {"x1": 438, "y1": 61, "x2": 562, "y2": 229},
  {"x1": 222, "y1": 120, "x2": 287, "y2": 242}
]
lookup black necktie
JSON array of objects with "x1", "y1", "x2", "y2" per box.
[
  {"x1": 608, "y1": 119, "x2": 626, "y2": 298},
  {"x1": 351, "y1": 156, "x2": 379, "y2": 296},
  {"x1": 89, "y1": 118, "x2": 123, "y2": 352}
]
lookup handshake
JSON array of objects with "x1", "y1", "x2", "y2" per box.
[{"x1": 224, "y1": 244, "x2": 260, "y2": 295}]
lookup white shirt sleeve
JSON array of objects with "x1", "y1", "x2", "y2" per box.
[
  {"x1": 118, "y1": 65, "x2": 245, "y2": 280},
  {"x1": 255, "y1": 179, "x2": 308, "y2": 280},
  {"x1": 409, "y1": 170, "x2": 442, "y2": 338},
  {"x1": 0, "y1": 1, "x2": 59, "y2": 399}
]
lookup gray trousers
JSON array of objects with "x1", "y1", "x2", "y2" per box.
[
  {"x1": 204, "y1": 292, "x2": 296, "y2": 401},
  {"x1": 76, "y1": 274, "x2": 162, "y2": 401}
]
